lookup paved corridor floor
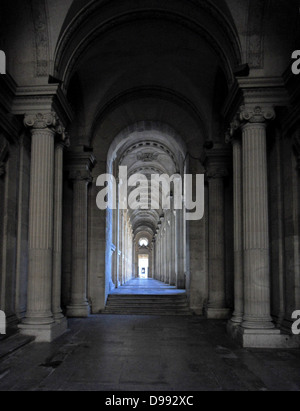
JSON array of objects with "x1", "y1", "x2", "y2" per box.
[
  {"x1": 0, "y1": 315, "x2": 300, "y2": 391},
  {"x1": 110, "y1": 278, "x2": 186, "y2": 295}
]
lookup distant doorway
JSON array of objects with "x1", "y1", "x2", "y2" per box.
[{"x1": 138, "y1": 255, "x2": 149, "y2": 278}]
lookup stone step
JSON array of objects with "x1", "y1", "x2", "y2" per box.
[
  {"x1": 0, "y1": 333, "x2": 34, "y2": 360},
  {"x1": 106, "y1": 301, "x2": 189, "y2": 306},
  {"x1": 103, "y1": 293, "x2": 192, "y2": 316},
  {"x1": 107, "y1": 296, "x2": 187, "y2": 301},
  {"x1": 103, "y1": 311, "x2": 192, "y2": 316}
]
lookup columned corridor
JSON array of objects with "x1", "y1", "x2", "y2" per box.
[{"x1": 1, "y1": 0, "x2": 300, "y2": 392}]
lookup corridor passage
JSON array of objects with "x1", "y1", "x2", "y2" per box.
[
  {"x1": 110, "y1": 278, "x2": 186, "y2": 295},
  {"x1": 0, "y1": 315, "x2": 300, "y2": 391}
]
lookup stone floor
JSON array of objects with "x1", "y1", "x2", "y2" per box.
[
  {"x1": 110, "y1": 278, "x2": 186, "y2": 295},
  {"x1": 0, "y1": 314, "x2": 300, "y2": 391}
]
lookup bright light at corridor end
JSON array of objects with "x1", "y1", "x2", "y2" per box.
[{"x1": 96, "y1": 166, "x2": 204, "y2": 221}]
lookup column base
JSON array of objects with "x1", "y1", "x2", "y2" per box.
[
  {"x1": 109, "y1": 280, "x2": 116, "y2": 292},
  {"x1": 176, "y1": 279, "x2": 185, "y2": 289},
  {"x1": 18, "y1": 319, "x2": 67, "y2": 343},
  {"x1": 55, "y1": 316, "x2": 68, "y2": 327},
  {"x1": 227, "y1": 323, "x2": 300, "y2": 348},
  {"x1": 53, "y1": 312, "x2": 65, "y2": 321},
  {"x1": 66, "y1": 303, "x2": 90, "y2": 318},
  {"x1": 206, "y1": 308, "x2": 231, "y2": 320},
  {"x1": 226, "y1": 319, "x2": 242, "y2": 340}
]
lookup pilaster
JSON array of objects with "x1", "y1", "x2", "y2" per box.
[
  {"x1": 205, "y1": 144, "x2": 231, "y2": 319},
  {"x1": 225, "y1": 131, "x2": 243, "y2": 325},
  {"x1": 66, "y1": 147, "x2": 96, "y2": 318},
  {"x1": 52, "y1": 135, "x2": 69, "y2": 325}
]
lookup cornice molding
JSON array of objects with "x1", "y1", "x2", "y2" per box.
[
  {"x1": 68, "y1": 169, "x2": 93, "y2": 183},
  {"x1": 206, "y1": 166, "x2": 229, "y2": 180},
  {"x1": 222, "y1": 76, "x2": 289, "y2": 128},
  {"x1": 66, "y1": 146, "x2": 97, "y2": 179},
  {"x1": 204, "y1": 143, "x2": 231, "y2": 179},
  {"x1": 12, "y1": 84, "x2": 73, "y2": 128}
]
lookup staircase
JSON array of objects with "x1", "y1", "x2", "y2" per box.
[{"x1": 103, "y1": 293, "x2": 192, "y2": 316}]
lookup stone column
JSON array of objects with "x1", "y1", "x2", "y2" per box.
[
  {"x1": 160, "y1": 229, "x2": 166, "y2": 282},
  {"x1": 170, "y1": 199, "x2": 176, "y2": 286},
  {"x1": 176, "y1": 209, "x2": 185, "y2": 289},
  {"x1": 66, "y1": 149, "x2": 95, "y2": 318},
  {"x1": 163, "y1": 226, "x2": 167, "y2": 283},
  {"x1": 132, "y1": 239, "x2": 136, "y2": 278},
  {"x1": 19, "y1": 113, "x2": 66, "y2": 342},
  {"x1": 124, "y1": 212, "x2": 128, "y2": 283},
  {"x1": 135, "y1": 240, "x2": 138, "y2": 278},
  {"x1": 155, "y1": 231, "x2": 159, "y2": 280},
  {"x1": 227, "y1": 133, "x2": 244, "y2": 325},
  {"x1": 205, "y1": 145, "x2": 230, "y2": 319},
  {"x1": 151, "y1": 239, "x2": 155, "y2": 279},
  {"x1": 119, "y1": 212, "x2": 123, "y2": 284},
  {"x1": 166, "y1": 210, "x2": 171, "y2": 284},
  {"x1": 240, "y1": 106, "x2": 277, "y2": 333},
  {"x1": 52, "y1": 138, "x2": 69, "y2": 323},
  {"x1": 122, "y1": 212, "x2": 125, "y2": 283}
]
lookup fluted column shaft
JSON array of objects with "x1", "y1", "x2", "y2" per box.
[
  {"x1": 65, "y1": 148, "x2": 95, "y2": 317},
  {"x1": 67, "y1": 174, "x2": 90, "y2": 317},
  {"x1": 170, "y1": 203, "x2": 176, "y2": 286},
  {"x1": 231, "y1": 138, "x2": 244, "y2": 323},
  {"x1": 160, "y1": 230, "x2": 163, "y2": 282},
  {"x1": 205, "y1": 143, "x2": 230, "y2": 319},
  {"x1": 163, "y1": 227, "x2": 167, "y2": 283},
  {"x1": 176, "y1": 209, "x2": 185, "y2": 289},
  {"x1": 52, "y1": 142, "x2": 66, "y2": 321},
  {"x1": 207, "y1": 176, "x2": 226, "y2": 310},
  {"x1": 166, "y1": 210, "x2": 172, "y2": 284},
  {"x1": 24, "y1": 127, "x2": 55, "y2": 325},
  {"x1": 158, "y1": 234, "x2": 161, "y2": 280},
  {"x1": 242, "y1": 123, "x2": 274, "y2": 329}
]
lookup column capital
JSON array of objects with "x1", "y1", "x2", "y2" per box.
[
  {"x1": 69, "y1": 169, "x2": 93, "y2": 183},
  {"x1": 204, "y1": 143, "x2": 231, "y2": 180},
  {"x1": 66, "y1": 145, "x2": 96, "y2": 183},
  {"x1": 24, "y1": 111, "x2": 64, "y2": 133},
  {"x1": 56, "y1": 131, "x2": 70, "y2": 149},
  {"x1": 206, "y1": 166, "x2": 228, "y2": 180},
  {"x1": 227, "y1": 105, "x2": 276, "y2": 140},
  {"x1": 239, "y1": 105, "x2": 275, "y2": 124}
]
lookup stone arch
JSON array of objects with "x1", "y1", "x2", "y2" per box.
[
  {"x1": 53, "y1": 0, "x2": 242, "y2": 88},
  {"x1": 98, "y1": 121, "x2": 189, "y2": 293}
]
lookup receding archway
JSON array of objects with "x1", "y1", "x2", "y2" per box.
[
  {"x1": 56, "y1": 0, "x2": 239, "y2": 314},
  {"x1": 102, "y1": 122, "x2": 188, "y2": 297}
]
